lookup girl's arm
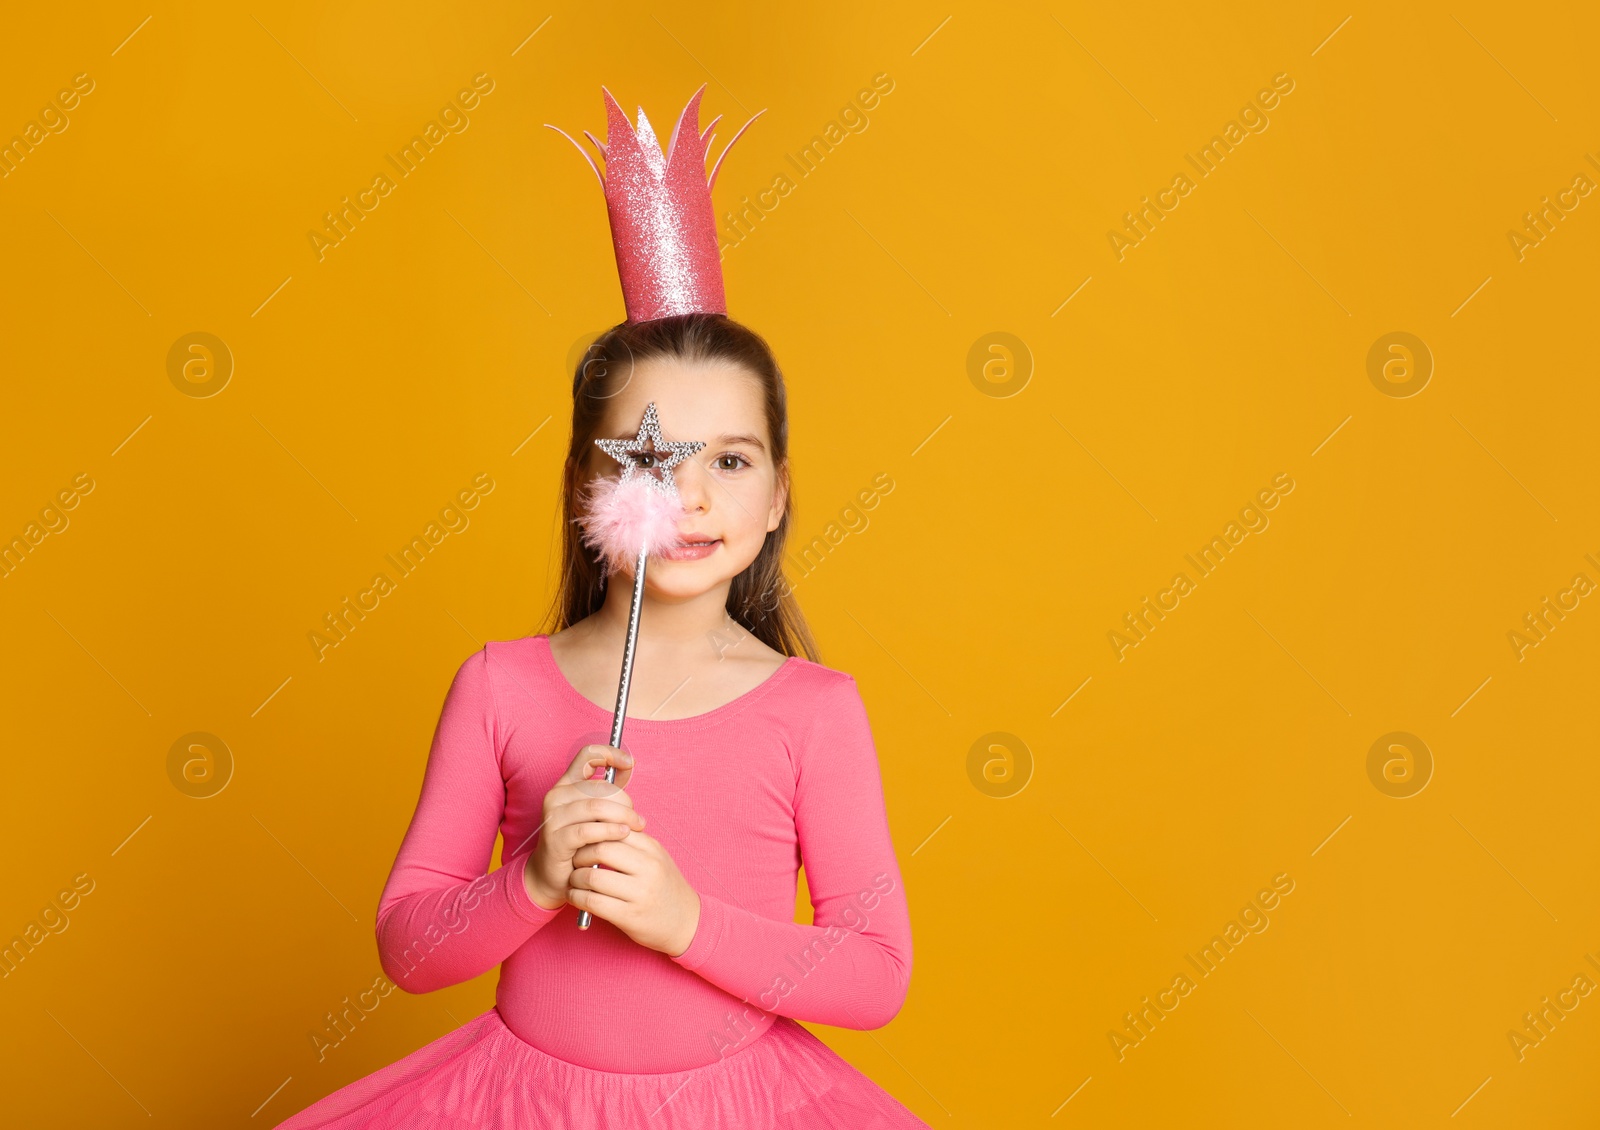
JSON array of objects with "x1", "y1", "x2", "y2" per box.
[
  {"x1": 670, "y1": 674, "x2": 913, "y2": 1030},
  {"x1": 375, "y1": 647, "x2": 562, "y2": 993}
]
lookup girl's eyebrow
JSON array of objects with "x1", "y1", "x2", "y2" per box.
[{"x1": 600, "y1": 431, "x2": 766, "y2": 451}]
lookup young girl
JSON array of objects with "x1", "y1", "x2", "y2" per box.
[{"x1": 272, "y1": 313, "x2": 926, "y2": 1128}]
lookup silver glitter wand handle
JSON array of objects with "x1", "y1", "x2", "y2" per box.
[{"x1": 577, "y1": 541, "x2": 649, "y2": 930}]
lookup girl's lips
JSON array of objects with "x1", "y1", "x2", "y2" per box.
[{"x1": 659, "y1": 538, "x2": 720, "y2": 561}]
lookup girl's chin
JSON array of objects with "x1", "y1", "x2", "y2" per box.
[
  {"x1": 634, "y1": 552, "x2": 755, "y2": 596},
  {"x1": 639, "y1": 576, "x2": 735, "y2": 603}
]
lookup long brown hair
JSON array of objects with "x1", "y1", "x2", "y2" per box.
[{"x1": 541, "y1": 312, "x2": 820, "y2": 662}]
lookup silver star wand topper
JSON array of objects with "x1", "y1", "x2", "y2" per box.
[{"x1": 576, "y1": 402, "x2": 703, "y2": 930}]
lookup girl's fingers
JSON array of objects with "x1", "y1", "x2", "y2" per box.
[
  {"x1": 565, "y1": 822, "x2": 635, "y2": 851},
  {"x1": 566, "y1": 887, "x2": 628, "y2": 923},
  {"x1": 566, "y1": 861, "x2": 629, "y2": 897},
  {"x1": 565, "y1": 795, "x2": 644, "y2": 829},
  {"x1": 554, "y1": 744, "x2": 634, "y2": 790},
  {"x1": 571, "y1": 838, "x2": 647, "y2": 873},
  {"x1": 554, "y1": 776, "x2": 637, "y2": 810},
  {"x1": 543, "y1": 797, "x2": 642, "y2": 849},
  {"x1": 547, "y1": 820, "x2": 623, "y2": 860}
]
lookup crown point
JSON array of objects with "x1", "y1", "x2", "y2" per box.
[{"x1": 558, "y1": 87, "x2": 751, "y2": 323}]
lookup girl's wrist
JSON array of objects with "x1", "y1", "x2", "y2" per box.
[
  {"x1": 522, "y1": 855, "x2": 566, "y2": 911},
  {"x1": 667, "y1": 889, "x2": 702, "y2": 958}
]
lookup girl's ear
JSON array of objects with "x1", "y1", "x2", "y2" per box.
[{"x1": 767, "y1": 461, "x2": 789, "y2": 533}]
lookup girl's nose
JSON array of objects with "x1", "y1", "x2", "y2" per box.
[{"x1": 675, "y1": 460, "x2": 710, "y2": 513}]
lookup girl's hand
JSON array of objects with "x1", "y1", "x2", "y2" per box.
[
  {"x1": 524, "y1": 745, "x2": 645, "y2": 911},
  {"x1": 566, "y1": 832, "x2": 702, "y2": 957}
]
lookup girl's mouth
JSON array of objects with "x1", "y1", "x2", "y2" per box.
[{"x1": 660, "y1": 538, "x2": 720, "y2": 561}]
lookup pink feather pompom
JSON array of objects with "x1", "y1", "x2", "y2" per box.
[{"x1": 579, "y1": 476, "x2": 686, "y2": 571}]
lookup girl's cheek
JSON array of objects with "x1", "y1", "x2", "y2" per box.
[
  {"x1": 723, "y1": 476, "x2": 771, "y2": 521},
  {"x1": 712, "y1": 486, "x2": 766, "y2": 552},
  {"x1": 720, "y1": 507, "x2": 759, "y2": 545},
  {"x1": 729, "y1": 484, "x2": 776, "y2": 535}
]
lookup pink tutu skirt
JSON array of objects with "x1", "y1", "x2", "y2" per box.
[{"x1": 272, "y1": 1007, "x2": 929, "y2": 1129}]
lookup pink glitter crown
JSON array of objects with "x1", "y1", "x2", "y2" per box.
[{"x1": 546, "y1": 86, "x2": 764, "y2": 324}]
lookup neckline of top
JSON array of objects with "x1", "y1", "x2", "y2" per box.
[{"x1": 523, "y1": 633, "x2": 801, "y2": 732}]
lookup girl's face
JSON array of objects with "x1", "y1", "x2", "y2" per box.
[{"x1": 585, "y1": 358, "x2": 785, "y2": 602}]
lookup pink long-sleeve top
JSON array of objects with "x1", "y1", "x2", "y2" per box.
[{"x1": 374, "y1": 634, "x2": 913, "y2": 1073}]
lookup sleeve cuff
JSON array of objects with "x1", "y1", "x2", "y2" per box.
[
  {"x1": 670, "y1": 889, "x2": 725, "y2": 971},
  {"x1": 503, "y1": 851, "x2": 565, "y2": 925}
]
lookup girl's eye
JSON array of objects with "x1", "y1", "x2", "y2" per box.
[
  {"x1": 713, "y1": 453, "x2": 750, "y2": 472},
  {"x1": 630, "y1": 452, "x2": 658, "y2": 468}
]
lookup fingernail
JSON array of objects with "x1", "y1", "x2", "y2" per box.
[{"x1": 619, "y1": 752, "x2": 633, "y2": 765}]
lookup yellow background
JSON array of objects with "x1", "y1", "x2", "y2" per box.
[{"x1": 2, "y1": 1, "x2": 1597, "y2": 1125}]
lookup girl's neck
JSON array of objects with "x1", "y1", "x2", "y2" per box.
[{"x1": 587, "y1": 573, "x2": 734, "y2": 654}]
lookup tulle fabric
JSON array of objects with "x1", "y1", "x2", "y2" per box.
[{"x1": 273, "y1": 1007, "x2": 929, "y2": 1129}]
